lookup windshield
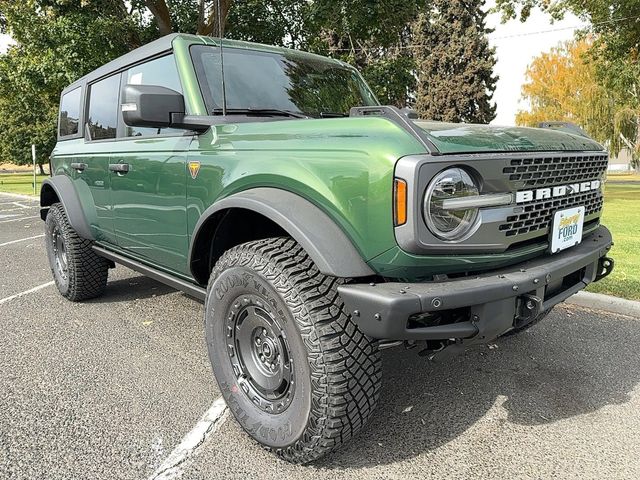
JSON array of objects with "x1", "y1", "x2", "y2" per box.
[{"x1": 190, "y1": 45, "x2": 379, "y2": 118}]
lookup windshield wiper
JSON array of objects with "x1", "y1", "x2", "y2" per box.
[{"x1": 212, "y1": 108, "x2": 308, "y2": 119}]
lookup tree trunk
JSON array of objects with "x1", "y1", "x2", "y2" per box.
[
  {"x1": 145, "y1": 0, "x2": 173, "y2": 36},
  {"x1": 38, "y1": 163, "x2": 45, "y2": 176},
  {"x1": 197, "y1": 0, "x2": 233, "y2": 37}
]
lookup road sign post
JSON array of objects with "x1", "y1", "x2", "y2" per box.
[{"x1": 31, "y1": 144, "x2": 36, "y2": 195}]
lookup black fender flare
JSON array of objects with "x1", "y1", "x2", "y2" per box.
[
  {"x1": 189, "y1": 188, "x2": 375, "y2": 279},
  {"x1": 40, "y1": 176, "x2": 94, "y2": 240}
]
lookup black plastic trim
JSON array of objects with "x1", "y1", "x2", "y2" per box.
[
  {"x1": 189, "y1": 188, "x2": 375, "y2": 279},
  {"x1": 338, "y1": 226, "x2": 613, "y2": 340},
  {"x1": 40, "y1": 176, "x2": 94, "y2": 240},
  {"x1": 93, "y1": 246, "x2": 206, "y2": 301}
]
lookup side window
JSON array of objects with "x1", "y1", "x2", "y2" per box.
[
  {"x1": 59, "y1": 87, "x2": 82, "y2": 137},
  {"x1": 191, "y1": 46, "x2": 223, "y2": 112},
  {"x1": 122, "y1": 54, "x2": 184, "y2": 137},
  {"x1": 87, "y1": 74, "x2": 120, "y2": 140}
]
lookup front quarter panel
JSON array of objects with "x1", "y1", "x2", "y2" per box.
[{"x1": 185, "y1": 117, "x2": 426, "y2": 262}]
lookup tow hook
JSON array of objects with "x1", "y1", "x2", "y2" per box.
[
  {"x1": 595, "y1": 256, "x2": 614, "y2": 282},
  {"x1": 514, "y1": 293, "x2": 543, "y2": 329}
]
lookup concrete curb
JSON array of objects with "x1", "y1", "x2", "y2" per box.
[
  {"x1": 0, "y1": 191, "x2": 38, "y2": 201},
  {"x1": 565, "y1": 291, "x2": 640, "y2": 318}
]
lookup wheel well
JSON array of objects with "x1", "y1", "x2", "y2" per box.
[
  {"x1": 190, "y1": 208, "x2": 288, "y2": 285},
  {"x1": 40, "y1": 183, "x2": 59, "y2": 207},
  {"x1": 40, "y1": 183, "x2": 60, "y2": 219}
]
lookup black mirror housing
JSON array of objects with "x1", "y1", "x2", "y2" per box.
[{"x1": 121, "y1": 84, "x2": 185, "y2": 129}]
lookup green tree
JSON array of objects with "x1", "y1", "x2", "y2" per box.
[
  {"x1": 412, "y1": 0, "x2": 498, "y2": 123},
  {"x1": 0, "y1": 0, "x2": 503, "y2": 169},
  {"x1": 0, "y1": 1, "x2": 141, "y2": 170}
]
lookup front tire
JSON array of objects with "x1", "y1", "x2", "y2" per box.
[
  {"x1": 44, "y1": 202, "x2": 109, "y2": 301},
  {"x1": 205, "y1": 237, "x2": 382, "y2": 463}
]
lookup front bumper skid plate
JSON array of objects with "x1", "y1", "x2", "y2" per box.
[{"x1": 338, "y1": 226, "x2": 613, "y2": 341}]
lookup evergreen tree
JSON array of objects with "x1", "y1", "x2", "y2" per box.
[{"x1": 413, "y1": 0, "x2": 498, "y2": 123}]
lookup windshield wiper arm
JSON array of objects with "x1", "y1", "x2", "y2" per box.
[{"x1": 212, "y1": 108, "x2": 308, "y2": 119}]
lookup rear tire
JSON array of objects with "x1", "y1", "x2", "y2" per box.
[
  {"x1": 205, "y1": 237, "x2": 382, "y2": 464},
  {"x1": 44, "y1": 202, "x2": 109, "y2": 301}
]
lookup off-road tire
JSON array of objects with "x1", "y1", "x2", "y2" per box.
[
  {"x1": 45, "y1": 202, "x2": 109, "y2": 301},
  {"x1": 205, "y1": 237, "x2": 382, "y2": 464}
]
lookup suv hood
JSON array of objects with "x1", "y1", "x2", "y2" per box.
[{"x1": 413, "y1": 120, "x2": 604, "y2": 154}]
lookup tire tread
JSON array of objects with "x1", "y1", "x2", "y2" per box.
[{"x1": 209, "y1": 237, "x2": 382, "y2": 463}]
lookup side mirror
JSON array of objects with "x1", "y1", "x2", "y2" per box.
[{"x1": 121, "y1": 84, "x2": 185, "y2": 129}]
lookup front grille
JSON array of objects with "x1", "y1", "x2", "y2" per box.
[
  {"x1": 499, "y1": 189, "x2": 603, "y2": 237},
  {"x1": 503, "y1": 153, "x2": 608, "y2": 188}
]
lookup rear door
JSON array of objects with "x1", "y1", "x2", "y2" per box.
[
  {"x1": 108, "y1": 54, "x2": 193, "y2": 274},
  {"x1": 63, "y1": 76, "x2": 120, "y2": 245}
]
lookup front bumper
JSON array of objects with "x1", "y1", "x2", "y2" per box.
[{"x1": 338, "y1": 226, "x2": 613, "y2": 341}]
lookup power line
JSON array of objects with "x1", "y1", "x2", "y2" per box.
[
  {"x1": 322, "y1": 14, "x2": 640, "y2": 52},
  {"x1": 489, "y1": 14, "x2": 640, "y2": 41}
]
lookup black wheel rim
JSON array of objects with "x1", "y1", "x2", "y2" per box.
[
  {"x1": 51, "y1": 225, "x2": 68, "y2": 281},
  {"x1": 225, "y1": 294, "x2": 294, "y2": 413}
]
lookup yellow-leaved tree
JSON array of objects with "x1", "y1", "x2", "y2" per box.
[
  {"x1": 517, "y1": 38, "x2": 640, "y2": 165},
  {"x1": 516, "y1": 39, "x2": 615, "y2": 145}
]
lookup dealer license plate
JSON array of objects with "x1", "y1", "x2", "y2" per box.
[{"x1": 550, "y1": 206, "x2": 585, "y2": 253}]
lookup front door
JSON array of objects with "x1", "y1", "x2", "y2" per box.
[
  {"x1": 109, "y1": 136, "x2": 192, "y2": 274},
  {"x1": 109, "y1": 54, "x2": 193, "y2": 275}
]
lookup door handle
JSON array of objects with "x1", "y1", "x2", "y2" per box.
[
  {"x1": 70, "y1": 162, "x2": 87, "y2": 172},
  {"x1": 109, "y1": 163, "x2": 130, "y2": 174}
]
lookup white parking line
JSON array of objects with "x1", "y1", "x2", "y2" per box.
[
  {"x1": 0, "y1": 215, "x2": 39, "y2": 224},
  {"x1": 150, "y1": 397, "x2": 228, "y2": 480},
  {"x1": 0, "y1": 207, "x2": 30, "y2": 213},
  {"x1": 0, "y1": 200, "x2": 36, "y2": 206},
  {"x1": 0, "y1": 202, "x2": 36, "y2": 212},
  {"x1": 0, "y1": 281, "x2": 55, "y2": 305},
  {"x1": 0, "y1": 234, "x2": 45, "y2": 247}
]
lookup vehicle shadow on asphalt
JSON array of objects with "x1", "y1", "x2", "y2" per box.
[
  {"x1": 316, "y1": 305, "x2": 640, "y2": 468},
  {"x1": 88, "y1": 275, "x2": 176, "y2": 303}
]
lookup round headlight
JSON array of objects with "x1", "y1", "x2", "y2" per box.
[{"x1": 424, "y1": 167, "x2": 480, "y2": 241}]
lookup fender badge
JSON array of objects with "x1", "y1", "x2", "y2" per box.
[{"x1": 188, "y1": 161, "x2": 201, "y2": 179}]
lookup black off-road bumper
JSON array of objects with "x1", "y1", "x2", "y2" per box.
[{"x1": 338, "y1": 226, "x2": 613, "y2": 342}]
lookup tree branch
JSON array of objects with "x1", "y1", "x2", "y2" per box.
[
  {"x1": 198, "y1": 0, "x2": 233, "y2": 37},
  {"x1": 145, "y1": 0, "x2": 173, "y2": 36}
]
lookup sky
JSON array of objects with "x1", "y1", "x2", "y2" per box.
[
  {"x1": 0, "y1": 34, "x2": 13, "y2": 53},
  {"x1": 485, "y1": 3, "x2": 587, "y2": 125},
  {"x1": 1, "y1": 7, "x2": 585, "y2": 126}
]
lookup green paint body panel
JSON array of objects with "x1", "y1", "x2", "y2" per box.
[
  {"x1": 185, "y1": 117, "x2": 424, "y2": 267},
  {"x1": 413, "y1": 121, "x2": 604, "y2": 153},
  {"x1": 49, "y1": 33, "x2": 608, "y2": 285}
]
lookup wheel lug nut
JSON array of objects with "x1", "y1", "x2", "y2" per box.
[{"x1": 262, "y1": 328, "x2": 267, "y2": 335}]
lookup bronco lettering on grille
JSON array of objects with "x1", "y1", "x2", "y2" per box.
[{"x1": 515, "y1": 180, "x2": 601, "y2": 204}]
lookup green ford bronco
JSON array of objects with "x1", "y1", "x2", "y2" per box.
[{"x1": 41, "y1": 33, "x2": 614, "y2": 463}]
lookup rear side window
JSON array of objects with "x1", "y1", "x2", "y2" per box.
[
  {"x1": 87, "y1": 74, "x2": 120, "y2": 140},
  {"x1": 59, "y1": 87, "x2": 81, "y2": 137},
  {"x1": 122, "y1": 54, "x2": 184, "y2": 137}
]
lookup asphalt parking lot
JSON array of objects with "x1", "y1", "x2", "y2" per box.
[{"x1": 1, "y1": 192, "x2": 639, "y2": 480}]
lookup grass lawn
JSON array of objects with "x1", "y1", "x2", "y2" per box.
[
  {"x1": 0, "y1": 173, "x2": 47, "y2": 196},
  {"x1": 587, "y1": 182, "x2": 640, "y2": 301},
  {"x1": 1, "y1": 171, "x2": 637, "y2": 300},
  {"x1": 607, "y1": 173, "x2": 640, "y2": 182}
]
